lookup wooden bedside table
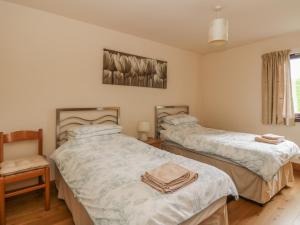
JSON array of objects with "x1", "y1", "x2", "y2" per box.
[{"x1": 144, "y1": 137, "x2": 162, "y2": 148}]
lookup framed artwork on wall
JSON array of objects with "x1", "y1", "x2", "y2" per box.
[{"x1": 103, "y1": 49, "x2": 167, "y2": 89}]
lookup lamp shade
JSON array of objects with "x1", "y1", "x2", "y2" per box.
[
  {"x1": 208, "y1": 17, "x2": 228, "y2": 46},
  {"x1": 137, "y1": 121, "x2": 150, "y2": 132}
]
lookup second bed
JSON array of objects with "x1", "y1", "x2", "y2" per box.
[{"x1": 155, "y1": 105, "x2": 300, "y2": 204}]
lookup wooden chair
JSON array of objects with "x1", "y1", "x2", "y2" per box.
[{"x1": 0, "y1": 129, "x2": 50, "y2": 225}]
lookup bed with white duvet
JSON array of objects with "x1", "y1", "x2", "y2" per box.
[
  {"x1": 160, "y1": 123, "x2": 300, "y2": 181},
  {"x1": 51, "y1": 125, "x2": 238, "y2": 225},
  {"x1": 157, "y1": 110, "x2": 300, "y2": 204}
]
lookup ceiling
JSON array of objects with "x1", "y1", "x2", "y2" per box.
[{"x1": 4, "y1": 0, "x2": 300, "y2": 54}]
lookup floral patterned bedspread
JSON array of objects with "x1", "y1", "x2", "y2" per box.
[
  {"x1": 51, "y1": 134, "x2": 237, "y2": 225},
  {"x1": 160, "y1": 124, "x2": 300, "y2": 181}
]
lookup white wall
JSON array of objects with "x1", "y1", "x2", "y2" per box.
[
  {"x1": 201, "y1": 31, "x2": 300, "y2": 162},
  {"x1": 0, "y1": 1, "x2": 203, "y2": 166}
]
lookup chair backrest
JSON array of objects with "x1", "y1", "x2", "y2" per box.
[{"x1": 0, "y1": 129, "x2": 43, "y2": 162}]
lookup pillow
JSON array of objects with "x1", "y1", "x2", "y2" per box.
[
  {"x1": 160, "y1": 123, "x2": 175, "y2": 130},
  {"x1": 68, "y1": 128, "x2": 122, "y2": 139},
  {"x1": 160, "y1": 122, "x2": 200, "y2": 130},
  {"x1": 68, "y1": 124, "x2": 122, "y2": 135},
  {"x1": 162, "y1": 114, "x2": 198, "y2": 125}
]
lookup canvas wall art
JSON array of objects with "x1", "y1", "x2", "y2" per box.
[{"x1": 103, "y1": 49, "x2": 167, "y2": 89}]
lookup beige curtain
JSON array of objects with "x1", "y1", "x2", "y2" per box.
[{"x1": 262, "y1": 49, "x2": 295, "y2": 126}]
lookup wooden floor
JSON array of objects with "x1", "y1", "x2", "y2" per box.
[
  {"x1": 228, "y1": 170, "x2": 300, "y2": 225},
  {"x1": 6, "y1": 187, "x2": 73, "y2": 225},
  {"x1": 5, "y1": 171, "x2": 300, "y2": 225}
]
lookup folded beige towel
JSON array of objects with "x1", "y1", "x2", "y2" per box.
[
  {"x1": 255, "y1": 136, "x2": 284, "y2": 145},
  {"x1": 141, "y1": 162, "x2": 198, "y2": 193},
  {"x1": 142, "y1": 173, "x2": 198, "y2": 193},
  {"x1": 144, "y1": 172, "x2": 190, "y2": 188},
  {"x1": 145, "y1": 162, "x2": 190, "y2": 185},
  {"x1": 262, "y1": 133, "x2": 285, "y2": 140}
]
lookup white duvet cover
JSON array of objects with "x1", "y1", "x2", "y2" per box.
[
  {"x1": 51, "y1": 133, "x2": 237, "y2": 225},
  {"x1": 160, "y1": 124, "x2": 300, "y2": 181}
]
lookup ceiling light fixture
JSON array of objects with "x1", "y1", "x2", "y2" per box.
[{"x1": 208, "y1": 5, "x2": 228, "y2": 46}]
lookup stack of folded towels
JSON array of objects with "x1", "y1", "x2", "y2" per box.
[
  {"x1": 255, "y1": 133, "x2": 285, "y2": 145},
  {"x1": 141, "y1": 162, "x2": 198, "y2": 193}
]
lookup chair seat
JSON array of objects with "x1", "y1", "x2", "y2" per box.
[{"x1": 0, "y1": 155, "x2": 49, "y2": 176}]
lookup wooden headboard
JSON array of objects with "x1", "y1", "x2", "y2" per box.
[
  {"x1": 155, "y1": 105, "x2": 189, "y2": 139},
  {"x1": 56, "y1": 107, "x2": 120, "y2": 148}
]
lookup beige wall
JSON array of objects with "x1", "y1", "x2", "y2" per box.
[
  {"x1": 0, "y1": 1, "x2": 203, "y2": 164},
  {"x1": 1, "y1": 0, "x2": 300, "y2": 176},
  {"x1": 201, "y1": 32, "x2": 300, "y2": 162}
]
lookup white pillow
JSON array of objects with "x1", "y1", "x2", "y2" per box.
[
  {"x1": 160, "y1": 122, "x2": 199, "y2": 130},
  {"x1": 163, "y1": 114, "x2": 198, "y2": 125},
  {"x1": 68, "y1": 128, "x2": 121, "y2": 139},
  {"x1": 160, "y1": 123, "x2": 175, "y2": 130},
  {"x1": 68, "y1": 124, "x2": 122, "y2": 135}
]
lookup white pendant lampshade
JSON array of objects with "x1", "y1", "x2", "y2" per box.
[
  {"x1": 137, "y1": 121, "x2": 150, "y2": 141},
  {"x1": 208, "y1": 6, "x2": 228, "y2": 46}
]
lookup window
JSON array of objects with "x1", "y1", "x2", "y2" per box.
[{"x1": 290, "y1": 54, "x2": 300, "y2": 122}]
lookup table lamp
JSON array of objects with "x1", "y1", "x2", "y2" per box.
[{"x1": 137, "y1": 121, "x2": 150, "y2": 141}]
